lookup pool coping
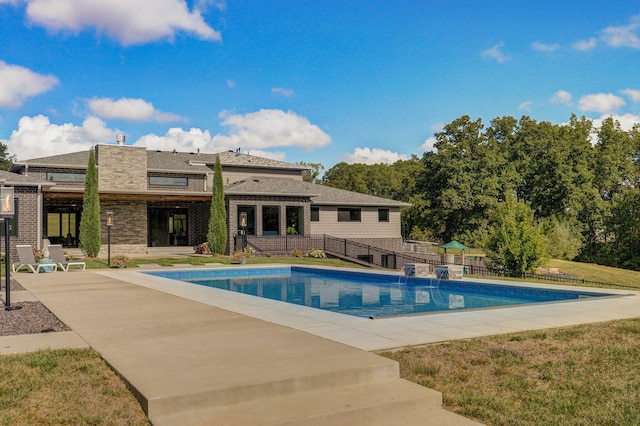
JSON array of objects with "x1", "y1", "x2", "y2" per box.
[{"x1": 103, "y1": 264, "x2": 640, "y2": 351}]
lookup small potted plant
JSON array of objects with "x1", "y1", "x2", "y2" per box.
[{"x1": 112, "y1": 254, "x2": 131, "y2": 268}]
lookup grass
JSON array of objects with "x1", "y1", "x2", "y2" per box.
[
  {"x1": 3, "y1": 255, "x2": 640, "y2": 424},
  {"x1": 544, "y1": 259, "x2": 640, "y2": 289},
  {"x1": 380, "y1": 318, "x2": 640, "y2": 425},
  {"x1": 0, "y1": 349, "x2": 149, "y2": 425}
]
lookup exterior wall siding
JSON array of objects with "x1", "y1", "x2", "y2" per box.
[{"x1": 310, "y1": 206, "x2": 401, "y2": 238}]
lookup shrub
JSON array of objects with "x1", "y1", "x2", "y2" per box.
[
  {"x1": 112, "y1": 254, "x2": 130, "y2": 268},
  {"x1": 291, "y1": 249, "x2": 303, "y2": 258},
  {"x1": 307, "y1": 248, "x2": 326, "y2": 258}
]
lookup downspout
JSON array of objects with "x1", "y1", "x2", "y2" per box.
[{"x1": 36, "y1": 184, "x2": 42, "y2": 250}]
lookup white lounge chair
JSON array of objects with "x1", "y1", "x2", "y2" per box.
[
  {"x1": 12, "y1": 244, "x2": 58, "y2": 273},
  {"x1": 48, "y1": 244, "x2": 86, "y2": 271}
]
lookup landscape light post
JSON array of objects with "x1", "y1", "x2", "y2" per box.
[
  {"x1": 1, "y1": 186, "x2": 20, "y2": 310},
  {"x1": 239, "y1": 212, "x2": 248, "y2": 250},
  {"x1": 106, "y1": 211, "x2": 113, "y2": 267}
]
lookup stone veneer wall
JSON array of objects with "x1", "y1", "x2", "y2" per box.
[
  {"x1": 96, "y1": 145, "x2": 147, "y2": 191},
  {"x1": 99, "y1": 200, "x2": 147, "y2": 251}
]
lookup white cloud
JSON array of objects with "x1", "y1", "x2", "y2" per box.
[
  {"x1": 4, "y1": 108, "x2": 327, "y2": 163},
  {"x1": 592, "y1": 113, "x2": 640, "y2": 132},
  {"x1": 0, "y1": 61, "x2": 59, "y2": 108},
  {"x1": 572, "y1": 37, "x2": 597, "y2": 51},
  {"x1": 134, "y1": 127, "x2": 287, "y2": 160},
  {"x1": 271, "y1": 87, "x2": 294, "y2": 97},
  {"x1": 518, "y1": 101, "x2": 533, "y2": 111},
  {"x1": 481, "y1": 42, "x2": 509, "y2": 63},
  {"x1": 2, "y1": 115, "x2": 116, "y2": 160},
  {"x1": 226, "y1": 79, "x2": 236, "y2": 88},
  {"x1": 531, "y1": 41, "x2": 560, "y2": 52},
  {"x1": 87, "y1": 97, "x2": 182, "y2": 122},
  {"x1": 550, "y1": 90, "x2": 573, "y2": 105},
  {"x1": 600, "y1": 15, "x2": 640, "y2": 48},
  {"x1": 621, "y1": 88, "x2": 640, "y2": 102},
  {"x1": 134, "y1": 127, "x2": 212, "y2": 151},
  {"x1": 420, "y1": 137, "x2": 437, "y2": 153},
  {"x1": 213, "y1": 109, "x2": 331, "y2": 151},
  {"x1": 25, "y1": 0, "x2": 221, "y2": 45},
  {"x1": 345, "y1": 148, "x2": 408, "y2": 165},
  {"x1": 578, "y1": 93, "x2": 626, "y2": 114}
]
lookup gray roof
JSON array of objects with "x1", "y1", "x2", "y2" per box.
[
  {"x1": 227, "y1": 177, "x2": 409, "y2": 207},
  {"x1": 0, "y1": 170, "x2": 52, "y2": 187},
  {"x1": 12, "y1": 146, "x2": 307, "y2": 173}
]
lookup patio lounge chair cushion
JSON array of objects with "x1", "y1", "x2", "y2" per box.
[
  {"x1": 12, "y1": 244, "x2": 58, "y2": 273},
  {"x1": 48, "y1": 244, "x2": 86, "y2": 271}
]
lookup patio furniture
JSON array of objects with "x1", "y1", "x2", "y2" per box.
[
  {"x1": 48, "y1": 244, "x2": 86, "y2": 271},
  {"x1": 12, "y1": 244, "x2": 58, "y2": 273}
]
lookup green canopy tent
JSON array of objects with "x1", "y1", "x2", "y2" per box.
[{"x1": 440, "y1": 240, "x2": 470, "y2": 266}]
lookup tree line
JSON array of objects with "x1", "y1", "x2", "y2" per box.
[{"x1": 320, "y1": 115, "x2": 640, "y2": 272}]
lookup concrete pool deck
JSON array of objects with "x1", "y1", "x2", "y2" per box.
[
  {"x1": 3, "y1": 265, "x2": 640, "y2": 425},
  {"x1": 118, "y1": 265, "x2": 640, "y2": 351}
]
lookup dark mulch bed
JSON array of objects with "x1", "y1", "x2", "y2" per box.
[{"x1": 0, "y1": 279, "x2": 71, "y2": 336}]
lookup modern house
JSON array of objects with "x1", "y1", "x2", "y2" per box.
[{"x1": 3, "y1": 142, "x2": 408, "y2": 262}]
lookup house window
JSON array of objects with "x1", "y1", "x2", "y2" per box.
[
  {"x1": 262, "y1": 206, "x2": 280, "y2": 235},
  {"x1": 311, "y1": 207, "x2": 319, "y2": 222},
  {"x1": 337, "y1": 208, "x2": 361, "y2": 222},
  {"x1": 378, "y1": 209, "x2": 389, "y2": 222},
  {"x1": 149, "y1": 176, "x2": 188, "y2": 187},
  {"x1": 286, "y1": 206, "x2": 303, "y2": 235},
  {"x1": 46, "y1": 172, "x2": 85, "y2": 183}
]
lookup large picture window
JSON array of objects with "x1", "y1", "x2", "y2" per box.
[
  {"x1": 262, "y1": 206, "x2": 280, "y2": 235},
  {"x1": 337, "y1": 208, "x2": 361, "y2": 222},
  {"x1": 286, "y1": 206, "x2": 303, "y2": 235}
]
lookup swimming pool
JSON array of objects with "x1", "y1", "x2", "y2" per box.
[{"x1": 145, "y1": 266, "x2": 616, "y2": 319}]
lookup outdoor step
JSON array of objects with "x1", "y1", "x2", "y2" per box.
[
  {"x1": 145, "y1": 356, "x2": 401, "y2": 419},
  {"x1": 150, "y1": 378, "x2": 477, "y2": 426}
]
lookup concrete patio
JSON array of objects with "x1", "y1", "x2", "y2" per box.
[{"x1": 3, "y1": 269, "x2": 484, "y2": 425}]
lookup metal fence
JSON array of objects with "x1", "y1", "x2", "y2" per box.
[{"x1": 242, "y1": 234, "x2": 624, "y2": 289}]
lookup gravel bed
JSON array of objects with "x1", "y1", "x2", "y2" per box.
[{"x1": 0, "y1": 279, "x2": 71, "y2": 336}]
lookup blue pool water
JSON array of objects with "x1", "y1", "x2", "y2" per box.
[{"x1": 145, "y1": 266, "x2": 615, "y2": 318}]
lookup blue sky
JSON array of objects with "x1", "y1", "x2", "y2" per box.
[{"x1": 1, "y1": 1, "x2": 640, "y2": 168}]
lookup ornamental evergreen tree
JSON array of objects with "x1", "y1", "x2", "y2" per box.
[
  {"x1": 79, "y1": 147, "x2": 101, "y2": 257},
  {"x1": 207, "y1": 155, "x2": 227, "y2": 254}
]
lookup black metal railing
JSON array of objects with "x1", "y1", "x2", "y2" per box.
[{"x1": 241, "y1": 234, "x2": 627, "y2": 289}]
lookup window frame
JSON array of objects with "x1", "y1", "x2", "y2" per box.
[
  {"x1": 337, "y1": 207, "x2": 361, "y2": 222},
  {"x1": 149, "y1": 176, "x2": 188, "y2": 187},
  {"x1": 378, "y1": 208, "x2": 390, "y2": 222}
]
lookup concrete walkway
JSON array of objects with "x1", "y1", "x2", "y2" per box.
[{"x1": 6, "y1": 270, "x2": 481, "y2": 426}]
